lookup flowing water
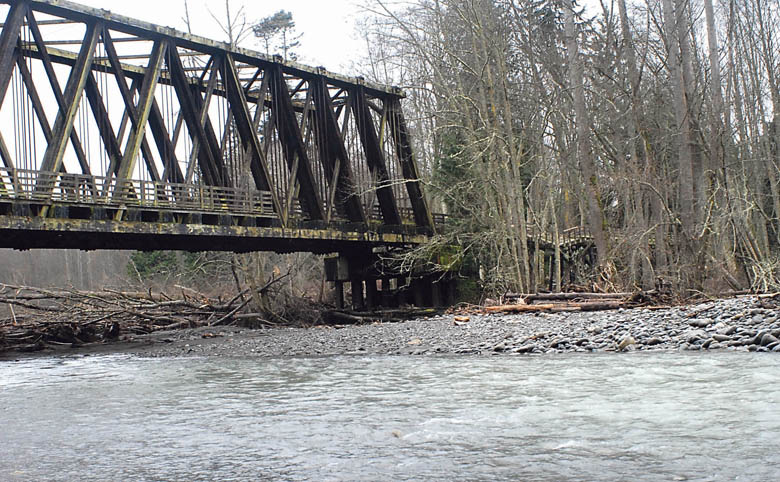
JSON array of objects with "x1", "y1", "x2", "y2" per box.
[{"x1": 1, "y1": 352, "x2": 779, "y2": 481}]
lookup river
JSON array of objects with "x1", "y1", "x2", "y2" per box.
[{"x1": 1, "y1": 352, "x2": 779, "y2": 481}]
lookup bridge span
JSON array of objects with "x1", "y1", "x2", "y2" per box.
[{"x1": 0, "y1": 0, "x2": 437, "y2": 258}]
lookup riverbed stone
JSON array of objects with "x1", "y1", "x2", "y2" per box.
[
  {"x1": 717, "y1": 325, "x2": 737, "y2": 336},
  {"x1": 618, "y1": 336, "x2": 636, "y2": 351},
  {"x1": 760, "y1": 334, "x2": 779, "y2": 347},
  {"x1": 689, "y1": 318, "x2": 713, "y2": 328},
  {"x1": 515, "y1": 343, "x2": 536, "y2": 354},
  {"x1": 686, "y1": 330, "x2": 706, "y2": 344},
  {"x1": 492, "y1": 342, "x2": 507, "y2": 352},
  {"x1": 712, "y1": 334, "x2": 732, "y2": 342}
]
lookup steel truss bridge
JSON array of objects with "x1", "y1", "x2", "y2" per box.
[{"x1": 0, "y1": 0, "x2": 438, "y2": 258}]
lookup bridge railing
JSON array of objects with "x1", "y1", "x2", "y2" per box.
[
  {"x1": 0, "y1": 168, "x2": 277, "y2": 217},
  {"x1": 526, "y1": 225, "x2": 593, "y2": 248},
  {"x1": 0, "y1": 168, "x2": 439, "y2": 227}
]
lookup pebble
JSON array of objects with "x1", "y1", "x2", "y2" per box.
[
  {"x1": 618, "y1": 336, "x2": 636, "y2": 351},
  {"x1": 120, "y1": 296, "x2": 780, "y2": 358}
]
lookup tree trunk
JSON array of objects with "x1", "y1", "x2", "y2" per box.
[{"x1": 564, "y1": 0, "x2": 608, "y2": 270}]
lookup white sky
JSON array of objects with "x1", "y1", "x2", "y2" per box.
[{"x1": 73, "y1": 0, "x2": 366, "y2": 74}]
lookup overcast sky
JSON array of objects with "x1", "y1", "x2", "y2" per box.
[{"x1": 73, "y1": 0, "x2": 366, "y2": 74}]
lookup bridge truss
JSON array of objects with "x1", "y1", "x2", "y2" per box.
[{"x1": 0, "y1": 0, "x2": 437, "y2": 253}]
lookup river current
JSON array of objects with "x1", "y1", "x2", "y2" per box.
[{"x1": 1, "y1": 352, "x2": 779, "y2": 481}]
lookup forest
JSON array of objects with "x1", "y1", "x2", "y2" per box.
[
  {"x1": 356, "y1": 0, "x2": 780, "y2": 296},
  {"x1": 2, "y1": 0, "x2": 779, "y2": 302}
]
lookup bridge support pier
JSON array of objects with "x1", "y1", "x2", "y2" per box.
[
  {"x1": 325, "y1": 255, "x2": 453, "y2": 310},
  {"x1": 350, "y1": 279, "x2": 365, "y2": 311}
]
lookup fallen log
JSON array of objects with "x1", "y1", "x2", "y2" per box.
[
  {"x1": 506, "y1": 292, "x2": 637, "y2": 302},
  {"x1": 485, "y1": 304, "x2": 557, "y2": 313},
  {"x1": 485, "y1": 300, "x2": 628, "y2": 314}
]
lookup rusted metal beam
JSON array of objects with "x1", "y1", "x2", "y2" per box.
[
  {"x1": 386, "y1": 98, "x2": 435, "y2": 232},
  {"x1": 351, "y1": 86, "x2": 402, "y2": 225},
  {"x1": 38, "y1": 21, "x2": 99, "y2": 178},
  {"x1": 311, "y1": 77, "x2": 366, "y2": 224},
  {"x1": 222, "y1": 53, "x2": 283, "y2": 223},
  {"x1": 0, "y1": 1, "x2": 26, "y2": 109},
  {"x1": 113, "y1": 39, "x2": 166, "y2": 193},
  {"x1": 269, "y1": 66, "x2": 325, "y2": 221}
]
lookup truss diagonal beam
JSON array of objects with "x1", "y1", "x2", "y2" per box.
[
  {"x1": 27, "y1": 9, "x2": 93, "y2": 176},
  {"x1": 38, "y1": 21, "x2": 99, "y2": 182},
  {"x1": 351, "y1": 87, "x2": 402, "y2": 225},
  {"x1": 84, "y1": 73, "x2": 122, "y2": 176},
  {"x1": 0, "y1": 1, "x2": 26, "y2": 109},
  {"x1": 150, "y1": 99, "x2": 185, "y2": 185},
  {"x1": 102, "y1": 28, "x2": 160, "y2": 182},
  {"x1": 167, "y1": 46, "x2": 225, "y2": 187},
  {"x1": 113, "y1": 39, "x2": 166, "y2": 198},
  {"x1": 311, "y1": 78, "x2": 366, "y2": 224},
  {"x1": 269, "y1": 67, "x2": 324, "y2": 221},
  {"x1": 223, "y1": 53, "x2": 283, "y2": 222},
  {"x1": 386, "y1": 99, "x2": 435, "y2": 231}
]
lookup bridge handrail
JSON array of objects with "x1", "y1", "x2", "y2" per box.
[
  {"x1": 0, "y1": 167, "x2": 277, "y2": 216},
  {"x1": 0, "y1": 168, "x2": 438, "y2": 226}
]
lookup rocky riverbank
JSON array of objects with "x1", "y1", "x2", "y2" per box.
[{"x1": 21, "y1": 294, "x2": 769, "y2": 359}]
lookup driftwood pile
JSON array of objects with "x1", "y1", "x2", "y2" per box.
[{"x1": 0, "y1": 283, "x2": 280, "y2": 353}]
